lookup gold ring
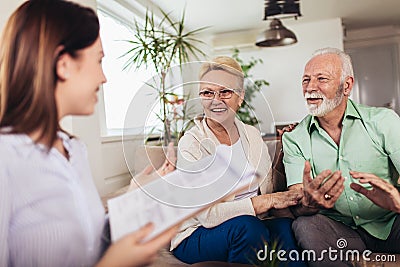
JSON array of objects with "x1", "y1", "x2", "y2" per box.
[{"x1": 324, "y1": 193, "x2": 332, "y2": 200}]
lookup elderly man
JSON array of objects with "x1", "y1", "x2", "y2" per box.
[{"x1": 283, "y1": 47, "x2": 400, "y2": 267}]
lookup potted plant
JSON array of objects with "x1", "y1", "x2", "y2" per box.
[
  {"x1": 232, "y1": 48, "x2": 269, "y2": 126},
  {"x1": 122, "y1": 7, "x2": 207, "y2": 146}
]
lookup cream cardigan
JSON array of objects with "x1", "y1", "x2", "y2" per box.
[{"x1": 170, "y1": 116, "x2": 273, "y2": 250}]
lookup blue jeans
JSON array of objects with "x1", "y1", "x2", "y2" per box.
[{"x1": 173, "y1": 215, "x2": 306, "y2": 266}]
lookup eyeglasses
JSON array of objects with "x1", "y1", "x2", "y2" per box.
[{"x1": 198, "y1": 88, "x2": 238, "y2": 100}]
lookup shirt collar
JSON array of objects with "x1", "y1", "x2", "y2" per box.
[
  {"x1": 307, "y1": 99, "x2": 361, "y2": 134},
  {"x1": 0, "y1": 129, "x2": 73, "y2": 159},
  {"x1": 344, "y1": 99, "x2": 362, "y2": 120},
  {"x1": 57, "y1": 131, "x2": 73, "y2": 152}
]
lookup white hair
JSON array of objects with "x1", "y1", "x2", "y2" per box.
[{"x1": 311, "y1": 47, "x2": 354, "y2": 83}]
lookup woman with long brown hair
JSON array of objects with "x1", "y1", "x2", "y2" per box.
[{"x1": 0, "y1": 1, "x2": 175, "y2": 266}]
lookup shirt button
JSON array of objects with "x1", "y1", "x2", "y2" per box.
[
  {"x1": 350, "y1": 196, "x2": 354, "y2": 201},
  {"x1": 355, "y1": 215, "x2": 360, "y2": 220}
]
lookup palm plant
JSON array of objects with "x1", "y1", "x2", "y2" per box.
[{"x1": 121, "y1": 8, "x2": 207, "y2": 145}]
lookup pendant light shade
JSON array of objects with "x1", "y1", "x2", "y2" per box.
[
  {"x1": 256, "y1": 0, "x2": 301, "y2": 47},
  {"x1": 255, "y1": 18, "x2": 297, "y2": 47}
]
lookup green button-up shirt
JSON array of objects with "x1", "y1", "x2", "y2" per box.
[{"x1": 283, "y1": 99, "x2": 400, "y2": 240}]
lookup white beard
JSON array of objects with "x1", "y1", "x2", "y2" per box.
[{"x1": 305, "y1": 86, "x2": 344, "y2": 117}]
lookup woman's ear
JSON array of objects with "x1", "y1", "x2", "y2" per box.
[
  {"x1": 55, "y1": 46, "x2": 71, "y2": 81},
  {"x1": 56, "y1": 54, "x2": 70, "y2": 81},
  {"x1": 238, "y1": 90, "x2": 245, "y2": 106}
]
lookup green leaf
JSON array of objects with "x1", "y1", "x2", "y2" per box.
[
  {"x1": 120, "y1": 5, "x2": 208, "y2": 144},
  {"x1": 231, "y1": 48, "x2": 269, "y2": 126}
]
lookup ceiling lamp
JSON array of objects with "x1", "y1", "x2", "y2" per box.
[
  {"x1": 255, "y1": 0, "x2": 301, "y2": 47},
  {"x1": 256, "y1": 18, "x2": 297, "y2": 47}
]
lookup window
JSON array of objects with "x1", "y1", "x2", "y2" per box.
[
  {"x1": 98, "y1": 10, "x2": 155, "y2": 134},
  {"x1": 98, "y1": 5, "x2": 186, "y2": 138}
]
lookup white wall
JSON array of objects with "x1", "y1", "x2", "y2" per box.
[
  {"x1": 212, "y1": 18, "x2": 344, "y2": 133},
  {"x1": 0, "y1": 0, "x2": 24, "y2": 31},
  {"x1": 345, "y1": 25, "x2": 400, "y2": 115}
]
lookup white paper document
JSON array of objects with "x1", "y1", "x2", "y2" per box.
[{"x1": 108, "y1": 144, "x2": 260, "y2": 242}]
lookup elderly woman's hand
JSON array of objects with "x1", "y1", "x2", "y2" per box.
[
  {"x1": 251, "y1": 190, "x2": 303, "y2": 215},
  {"x1": 269, "y1": 190, "x2": 304, "y2": 209},
  {"x1": 128, "y1": 142, "x2": 176, "y2": 192},
  {"x1": 156, "y1": 142, "x2": 177, "y2": 177}
]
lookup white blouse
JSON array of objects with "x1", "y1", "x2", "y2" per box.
[
  {"x1": 0, "y1": 131, "x2": 107, "y2": 267},
  {"x1": 172, "y1": 117, "x2": 272, "y2": 250},
  {"x1": 232, "y1": 140, "x2": 258, "y2": 200}
]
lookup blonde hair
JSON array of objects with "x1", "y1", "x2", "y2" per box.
[{"x1": 199, "y1": 56, "x2": 244, "y2": 90}]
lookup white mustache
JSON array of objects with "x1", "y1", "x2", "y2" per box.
[{"x1": 304, "y1": 92, "x2": 326, "y2": 100}]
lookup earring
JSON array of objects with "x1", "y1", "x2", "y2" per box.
[{"x1": 64, "y1": 72, "x2": 69, "y2": 79}]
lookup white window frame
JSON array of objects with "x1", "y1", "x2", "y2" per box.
[
  {"x1": 97, "y1": 0, "x2": 156, "y2": 140},
  {"x1": 97, "y1": 1, "x2": 187, "y2": 142}
]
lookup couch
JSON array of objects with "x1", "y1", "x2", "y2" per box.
[
  {"x1": 101, "y1": 140, "x2": 282, "y2": 267},
  {"x1": 102, "y1": 140, "x2": 400, "y2": 267}
]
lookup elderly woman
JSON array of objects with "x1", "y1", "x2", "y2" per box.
[{"x1": 171, "y1": 56, "x2": 305, "y2": 266}]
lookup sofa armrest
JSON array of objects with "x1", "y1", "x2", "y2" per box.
[
  {"x1": 264, "y1": 140, "x2": 295, "y2": 219},
  {"x1": 265, "y1": 140, "x2": 287, "y2": 192}
]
